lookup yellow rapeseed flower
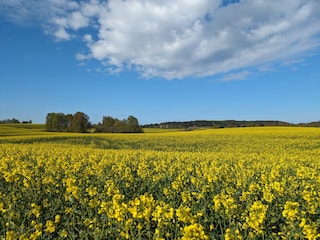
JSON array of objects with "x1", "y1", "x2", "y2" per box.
[
  {"x1": 245, "y1": 201, "x2": 268, "y2": 234},
  {"x1": 30, "y1": 203, "x2": 41, "y2": 218},
  {"x1": 181, "y1": 223, "x2": 209, "y2": 240},
  {"x1": 176, "y1": 206, "x2": 195, "y2": 223},
  {"x1": 282, "y1": 201, "x2": 300, "y2": 221},
  {"x1": 45, "y1": 220, "x2": 56, "y2": 233}
]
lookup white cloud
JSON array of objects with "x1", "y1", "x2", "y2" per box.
[
  {"x1": 75, "y1": 53, "x2": 89, "y2": 61},
  {"x1": 67, "y1": 11, "x2": 89, "y2": 30},
  {"x1": 83, "y1": 34, "x2": 93, "y2": 43},
  {"x1": 54, "y1": 27, "x2": 71, "y2": 40},
  {"x1": 219, "y1": 71, "x2": 250, "y2": 82},
  {"x1": 1, "y1": 0, "x2": 320, "y2": 79}
]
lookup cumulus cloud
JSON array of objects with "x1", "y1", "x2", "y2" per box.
[
  {"x1": 1, "y1": 0, "x2": 320, "y2": 79},
  {"x1": 54, "y1": 27, "x2": 71, "y2": 40}
]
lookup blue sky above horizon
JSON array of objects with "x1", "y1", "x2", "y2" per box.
[{"x1": 0, "y1": 0, "x2": 319, "y2": 124}]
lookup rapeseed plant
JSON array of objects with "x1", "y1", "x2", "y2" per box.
[{"x1": 1, "y1": 127, "x2": 320, "y2": 239}]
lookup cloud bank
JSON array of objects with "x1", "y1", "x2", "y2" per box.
[{"x1": 1, "y1": 0, "x2": 320, "y2": 79}]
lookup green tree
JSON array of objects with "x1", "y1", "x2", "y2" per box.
[
  {"x1": 96, "y1": 115, "x2": 143, "y2": 133},
  {"x1": 126, "y1": 116, "x2": 143, "y2": 133},
  {"x1": 103, "y1": 116, "x2": 116, "y2": 132},
  {"x1": 45, "y1": 113, "x2": 70, "y2": 132},
  {"x1": 113, "y1": 119, "x2": 127, "y2": 133},
  {"x1": 71, "y1": 112, "x2": 89, "y2": 133},
  {"x1": 65, "y1": 114, "x2": 73, "y2": 132},
  {"x1": 45, "y1": 113, "x2": 55, "y2": 131}
]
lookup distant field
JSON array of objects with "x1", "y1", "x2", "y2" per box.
[
  {"x1": 0, "y1": 124, "x2": 180, "y2": 136},
  {"x1": 1, "y1": 127, "x2": 320, "y2": 239},
  {"x1": 142, "y1": 128, "x2": 185, "y2": 133},
  {"x1": 0, "y1": 124, "x2": 46, "y2": 136}
]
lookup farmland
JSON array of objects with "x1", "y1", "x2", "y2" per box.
[{"x1": 1, "y1": 125, "x2": 320, "y2": 239}]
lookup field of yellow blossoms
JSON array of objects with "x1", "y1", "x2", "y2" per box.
[{"x1": 1, "y1": 126, "x2": 320, "y2": 239}]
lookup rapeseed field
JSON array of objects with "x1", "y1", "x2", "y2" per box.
[{"x1": 0, "y1": 127, "x2": 320, "y2": 239}]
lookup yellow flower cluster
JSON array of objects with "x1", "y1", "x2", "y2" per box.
[
  {"x1": 1, "y1": 127, "x2": 320, "y2": 239},
  {"x1": 244, "y1": 201, "x2": 268, "y2": 235}
]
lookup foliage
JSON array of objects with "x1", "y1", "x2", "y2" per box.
[
  {"x1": 45, "y1": 112, "x2": 89, "y2": 133},
  {"x1": 45, "y1": 113, "x2": 143, "y2": 133},
  {"x1": 0, "y1": 118, "x2": 21, "y2": 124},
  {"x1": 71, "y1": 112, "x2": 90, "y2": 133},
  {"x1": 96, "y1": 115, "x2": 143, "y2": 133},
  {"x1": 143, "y1": 120, "x2": 293, "y2": 129},
  {"x1": 1, "y1": 127, "x2": 320, "y2": 239},
  {"x1": 0, "y1": 119, "x2": 32, "y2": 124}
]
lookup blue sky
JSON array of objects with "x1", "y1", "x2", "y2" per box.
[{"x1": 0, "y1": 0, "x2": 319, "y2": 124}]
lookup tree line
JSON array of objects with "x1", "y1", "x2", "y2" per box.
[
  {"x1": 95, "y1": 116, "x2": 143, "y2": 133},
  {"x1": 0, "y1": 118, "x2": 32, "y2": 124},
  {"x1": 45, "y1": 112, "x2": 143, "y2": 133},
  {"x1": 142, "y1": 120, "x2": 295, "y2": 129},
  {"x1": 45, "y1": 112, "x2": 89, "y2": 133}
]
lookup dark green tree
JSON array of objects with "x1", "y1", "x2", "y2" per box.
[
  {"x1": 113, "y1": 119, "x2": 127, "y2": 133},
  {"x1": 45, "y1": 113, "x2": 71, "y2": 132},
  {"x1": 103, "y1": 116, "x2": 116, "y2": 132},
  {"x1": 71, "y1": 112, "x2": 89, "y2": 133},
  {"x1": 65, "y1": 114, "x2": 73, "y2": 132},
  {"x1": 126, "y1": 116, "x2": 143, "y2": 133},
  {"x1": 45, "y1": 113, "x2": 55, "y2": 131},
  {"x1": 96, "y1": 115, "x2": 143, "y2": 133}
]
